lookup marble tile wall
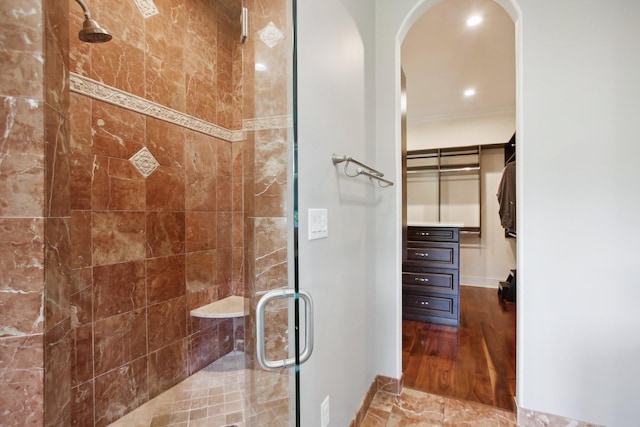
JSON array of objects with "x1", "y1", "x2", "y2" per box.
[
  {"x1": 68, "y1": 0, "x2": 243, "y2": 131},
  {"x1": 44, "y1": 3, "x2": 73, "y2": 426},
  {"x1": 65, "y1": 0, "x2": 245, "y2": 425},
  {"x1": 242, "y1": 0, "x2": 294, "y2": 424},
  {"x1": 2, "y1": 0, "x2": 292, "y2": 424},
  {"x1": 1, "y1": 0, "x2": 73, "y2": 425}
]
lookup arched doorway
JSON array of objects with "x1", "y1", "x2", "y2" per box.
[{"x1": 397, "y1": 0, "x2": 521, "y2": 412}]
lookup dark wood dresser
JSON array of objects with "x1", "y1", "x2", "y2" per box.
[{"x1": 402, "y1": 226, "x2": 460, "y2": 326}]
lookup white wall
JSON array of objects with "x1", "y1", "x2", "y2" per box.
[
  {"x1": 407, "y1": 111, "x2": 515, "y2": 150},
  {"x1": 516, "y1": 1, "x2": 640, "y2": 425},
  {"x1": 460, "y1": 148, "x2": 516, "y2": 288},
  {"x1": 376, "y1": 1, "x2": 640, "y2": 426},
  {"x1": 297, "y1": 0, "x2": 378, "y2": 425}
]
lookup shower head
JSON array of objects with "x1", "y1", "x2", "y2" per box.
[
  {"x1": 79, "y1": 18, "x2": 113, "y2": 43},
  {"x1": 74, "y1": 0, "x2": 112, "y2": 43}
]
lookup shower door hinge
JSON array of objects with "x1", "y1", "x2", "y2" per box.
[{"x1": 240, "y1": 7, "x2": 249, "y2": 44}]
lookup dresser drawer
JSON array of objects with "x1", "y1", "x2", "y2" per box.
[
  {"x1": 403, "y1": 293, "x2": 458, "y2": 319},
  {"x1": 402, "y1": 270, "x2": 458, "y2": 294},
  {"x1": 407, "y1": 226, "x2": 459, "y2": 242},
  {"x1": 405, "y1": 242, "x2": 459, "y2": 268}
]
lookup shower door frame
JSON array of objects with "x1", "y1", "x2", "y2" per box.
[{"x1": 244, "y1": 0, "x2": 309, "y2": 425}]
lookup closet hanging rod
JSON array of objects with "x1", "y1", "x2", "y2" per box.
[
  {"x1": 407, "y1": 166, "x2": 480, "y2": 174},
  {"x1": 407, "y1": 146, "x2": 480, "y2": 159},
  {"x1": 438, "y1": 166, "x2": 480, "y2": 173},
  {"x1": 332, "y1": 154, "x2": 394, "y2": 187}
]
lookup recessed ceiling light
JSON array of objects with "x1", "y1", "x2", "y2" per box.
[
  {"x1": 255, "y1": 63, "x2": 267, "y2": 71},
  {"x1": 466, "y1": 15, "x2": 483, "y2": 27},
  {"x1": 464, "y1": 88, "x2": 476, "y2": 97}
]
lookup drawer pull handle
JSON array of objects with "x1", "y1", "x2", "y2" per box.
[
  {"x1": 415, "y1": 277, "x2": 429, "y2": 282},
  {"x1": 418, "y1": 232, "x2": 430, "y2": 236},
  {"x1": 419, "y1": 301, "x2": 429, "y2": 306},
  {"x1": 416, "y1": 252, "x2": 429, "y2": 257}
]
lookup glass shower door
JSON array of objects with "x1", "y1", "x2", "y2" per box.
[{"x1": 244, "y1": 0, "x2": 310, "y2": 425}]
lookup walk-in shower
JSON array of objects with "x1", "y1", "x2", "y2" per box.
[
  {"x1": 74, "y1": 0, "x2": 112, "y2": 43},
  {"x1": 63, "y1": 0, "x2": 295, "y2": 425}
]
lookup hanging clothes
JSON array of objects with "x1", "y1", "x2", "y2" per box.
[{"x1": 497, "y1": 160, "x2": 516, "y2": 233}]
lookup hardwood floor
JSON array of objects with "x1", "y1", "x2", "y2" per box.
[{"x1": 402, "y1": 285, "x2": 516, "y2": 411}]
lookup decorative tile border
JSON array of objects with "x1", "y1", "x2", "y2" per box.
[
  {"x1": 243, "y1": 115, "x2": 293, "y2": 131},
  {"x1": 70, "y1": 73, "x2": 292, "y2": 141},
  {"x1": 69, "y1": 73, "x2": 293, "y2": 142},
  {"x1": 70, "y1": 73, "x2": 244, "y2": 142}
]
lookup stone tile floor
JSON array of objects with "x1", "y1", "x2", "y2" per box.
[
  {"x1": 109, "y1": 352, "x2": 247, "y2": 427},
  {"x1": 109, "y1": 351, "x2": 517, "y2": 426}
]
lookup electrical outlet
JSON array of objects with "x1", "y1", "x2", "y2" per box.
[{"x1": 321, "y1": 395, "x2": 330, "y2": 427}]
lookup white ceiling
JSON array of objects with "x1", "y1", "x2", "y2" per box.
[{"x1": 401, "y1": 0, "x2": 515, "y2": 124}]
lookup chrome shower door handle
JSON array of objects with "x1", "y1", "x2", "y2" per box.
[{"x1": 256, "y1": 288, "x2": 314, "y2": 371}]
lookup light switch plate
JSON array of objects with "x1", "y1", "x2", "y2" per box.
[{"x1": 308, "y1": 208, "x2": 328, "y2": 240}]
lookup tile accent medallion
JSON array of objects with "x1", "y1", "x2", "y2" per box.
[
  {"x1": 257, "y1": 22, "x2": 285, "y2": 48},
  {"x1": 129, "y1": 147, "x2": 160, "y2": 178},
  {"x1": 133, "y1": 0, "x2": 159, "y2": 19},
  {"x1": 69, "y1": 73, "x2": 244, "y2": 142}
]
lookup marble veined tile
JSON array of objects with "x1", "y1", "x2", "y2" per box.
[
  {"x1": 389, "y1": 388, "x2": 445, "y2": 426},
  {"x1": 361, "y1": 388, "x2": 517, "y2": 427},
  {"x1": 444, "y1": 396, "x2": 517, "y2": 426},
  {"x1": 517, "y1": 406, "x2": 602, "y2": 427}
]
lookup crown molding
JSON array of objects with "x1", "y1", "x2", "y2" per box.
[{"x1": 407, "y1": 105, "x2": 516, "y2": 125}]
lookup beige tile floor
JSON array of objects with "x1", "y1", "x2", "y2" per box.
[
  {"x1": 109, "y1": 351, "x2": 516, "y2": 426},
  {"x1": 109, "y1": 352, "x2": 248, "y2": 427}
]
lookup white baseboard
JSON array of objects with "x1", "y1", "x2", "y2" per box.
[{"x1": 460, "y1": 275, "x2": 502, "y2": 288}]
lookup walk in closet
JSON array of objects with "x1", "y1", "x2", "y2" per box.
[
  {"x1": 404, "y1": 140, "x2": 517, "y2": 296},
  {"x1": 406, "y1": 145, "x2": 481, "y2": 235}
]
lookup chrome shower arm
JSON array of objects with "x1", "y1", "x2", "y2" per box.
[{"x1": 74, "y1": 0, "x2": 92, "y2": 20}]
